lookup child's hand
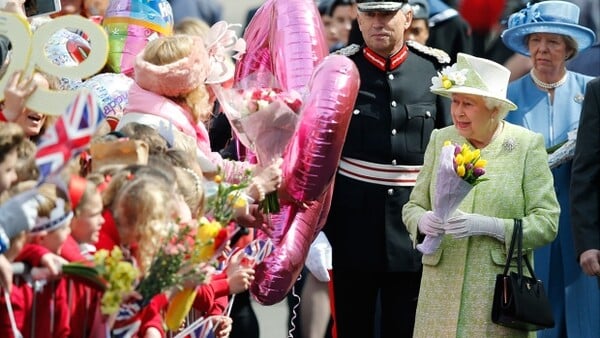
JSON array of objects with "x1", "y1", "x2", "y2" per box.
[
  {"x1": 226, "y1": 251, "x2": 254, "y2": 294},
  {"x1": 0, "y1": 254, "x2": 13, "y2": 291},
  {"x1": 234, "y1": 204, "x2": 273, "y2": 236},
  {"x1": 40, "y1": 252, "x2": 67, "y2": 278},
  {"x1": 212, "y1": 315, "x2": 233, "y2": 338},
  {"x1": 142, "y1": 327, "x2": 162, "y2": 338}
]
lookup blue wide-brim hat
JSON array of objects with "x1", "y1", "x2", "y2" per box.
[{"x1": 501, "y1": 1, "x2": 596, "y2": 56}]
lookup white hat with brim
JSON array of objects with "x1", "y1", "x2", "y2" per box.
[
  {"x1": 501, "y1": 1, "x2": 596, "y2": 56},
  {"x1": 357, "y1": 1, "x2": 407, "y2": 12},
  {"x1": 430, "y1": 53, "x2": 518, "y2": 112}
]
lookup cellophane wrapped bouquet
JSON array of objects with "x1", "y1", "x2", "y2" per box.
[
  {"x1": 214, "y1": 75, "x2": 303, "y2": 214},
  {"x1": 417, "y1": 141, "x2": 488, "y2": 254}
]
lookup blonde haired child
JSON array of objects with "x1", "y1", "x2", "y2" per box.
[
  {"x1": 111, "y1": 173, "x2": 176, "y2": 273},
  {"x1": 117, "y1": 23, "x2": 282, "y2": 204}
]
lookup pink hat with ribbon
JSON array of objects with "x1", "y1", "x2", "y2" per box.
[{"x1": 134, "y1": 21, "x2": 246, "y2": 97}]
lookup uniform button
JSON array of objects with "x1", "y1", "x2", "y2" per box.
[
  {"x1": 391, "y1": 129, "x2": 397, "y2": 135},
  {"x1": 353, "y1": 109, "x2": 360, "y2": 115},
  {"x1": 387, "y1": 188, "x2": 394, "y2": 196},
  {"x1": 425, "y1": 110, "x2": 431, "y2": 118},
  {"x1": 391, "y1": 159, "x2": 397, "y2": 165},
  {"x1": 388, "y1": 74, "x2": 394, "y2": 80},
  {"x1": 391, "y1": 101, "x2": 397, "y2": 107}
]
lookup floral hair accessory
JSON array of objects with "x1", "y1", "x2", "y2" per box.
[
  {"x1": 134, "y1": 36, "x2": 209, "y2": 97},
  {"x1": 431, "y1": 64, "x2": 469, "y2": 90},
  {"x1": 204, "y1": 21, "x2": 246, "y2": 84}
]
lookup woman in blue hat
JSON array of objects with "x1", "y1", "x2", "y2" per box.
[{"x1": 501, "y1": 1, "x2": 599, "y2": 337}]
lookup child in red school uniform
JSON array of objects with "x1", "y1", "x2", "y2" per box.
[
  {"x1": 96, "y1": 167, "x2": 184, "y2": 337},
  {"x1": 0, "y1": 181, "x2": 72, "y2": 338},
  {"x1": 60, "y1": 173, "x2": 106, "y2": 338}
]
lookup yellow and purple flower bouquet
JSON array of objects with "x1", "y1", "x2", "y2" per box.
[{"x1": 417, "y1": 141, "x2": 488, "y2": 254}]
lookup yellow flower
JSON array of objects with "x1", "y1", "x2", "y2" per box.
[
  {"x1": 112, "y1": 261, "x2": 138, "y2": 286},
  {"x1": 94, "y1": 249, "x2": 109, "y2": 266},
  {"x1": 214, "y1": 175, "x2": 222, "y2": 184},
  {"x1": 101, "y1": 290, "x2": 121, "y2": 315},
  {"x1": 233, "y1": 196, "x2": 247, "y2": 209},
  {"x1": 197, "y1": 218, "x2": 222, "y2": 243},
  {"x1": 455, "y1": 153, "x2": 464, "y2": 165},
  {"x1": 196, "y1": 245, "x2": 216, "y2": 262},
  {"x1": 457, "y1": 164, "x2": 466, "y2": 177},
  {"x1": 444, "y1": 140, "x2": 452, "y2": 146},
  {"x1": 461, "y1": 143, "x2": 471, "y2": 156},
  {"x1": 474, "y1": 159, "x2": 487, "y2": 168},
  {"x1": 441, "y1": 75, "x2": 452, "y2": 89},
  {"x1": 110, "y1": 247, "x2": 124, "y2": 261},
  {"x1": 463, "y1": 149, "x2": 473, "y2": 163}
]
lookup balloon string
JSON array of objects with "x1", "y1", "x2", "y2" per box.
[
  {"x1": 4, "y1": 289, "x2": 24, "y2": 338},
  {"x1": 287, "y1": 273, "x2": 302, "y2": 338}
]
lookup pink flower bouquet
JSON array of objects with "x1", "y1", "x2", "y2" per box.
[{"x1": 214, "y1": 80, "x2": 303, "y2": 213}]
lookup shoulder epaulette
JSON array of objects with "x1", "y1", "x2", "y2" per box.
[
  {"x1": 332, "y1": 44, "x2": 360, "y2": 57},
  {"x1": 406, "y1": 40, "x2": 451, "y2": 65}
]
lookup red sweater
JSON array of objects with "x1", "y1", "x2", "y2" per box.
[
  {"x1": 61, "y1": 235, "x2": 103, "y2": 338},
  {"x1": 193, "y1": 272, "x2": 230, "y2": 316},
  {"x1": 0, "y1": 275, "x2": 70, "y2": 338}
]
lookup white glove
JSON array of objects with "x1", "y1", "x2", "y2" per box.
[
  {"x1": 305, "y1": 232, "x2": 332, "y2": 282},
  {"x1": 446, "y1": 211, "x2": 505, "y2": 241},
  {"x1": 0, "y1": 189, "x2": 43, "y2": 238},
  {"x1": 418, "y1": 211, "x2": 445, "y2": 237}
]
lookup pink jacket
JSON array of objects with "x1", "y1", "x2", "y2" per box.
[{"x1": 120, "y1": 84, "x2": 250, "y2": 181}]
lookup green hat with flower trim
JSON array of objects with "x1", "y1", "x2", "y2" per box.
[{"x1": 430, "y1": 53, "x2": 517, "y2": 111}]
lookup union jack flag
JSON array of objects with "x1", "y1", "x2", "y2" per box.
[
  {"x1": 35, "y1": 90, "x2": 101, "y2": 178},
  {"x1": 218, "y1": 238, "x2": 274, "y2": 272},
  {"x1": 174, "y1": 316, "x2": 216, "y2": 338},
  {"x1": 243, "y1": 238, "x2": 274, "y2": 264}
]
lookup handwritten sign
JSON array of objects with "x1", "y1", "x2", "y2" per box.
[{"x1": 0, "y1": 13, "x2": 108, "y2": 116}]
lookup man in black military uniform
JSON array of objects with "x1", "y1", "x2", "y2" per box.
[{"x1": 323, "y1": 1, "x2": 451, "y2": 337}]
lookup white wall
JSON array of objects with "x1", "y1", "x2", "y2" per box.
[{"x1": 221, "y1": 0, "x2": 265, "y2": 34}]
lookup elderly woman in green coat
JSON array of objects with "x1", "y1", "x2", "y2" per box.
[{"x1": 402, "y1": 53, "x2": 560, "y2": 337}]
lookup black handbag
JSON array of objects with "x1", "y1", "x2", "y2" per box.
[{"x1": 491, "y1": 219, "x2": 555, "y2": 331}]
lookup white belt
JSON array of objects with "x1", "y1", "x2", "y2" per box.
[{"x1": 338, "y1": 157, "x2": 421, "y2": 186}]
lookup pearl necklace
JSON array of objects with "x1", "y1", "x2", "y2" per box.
[{"x1": 530, "y1": 69, "x2": 568, "y2": 90}]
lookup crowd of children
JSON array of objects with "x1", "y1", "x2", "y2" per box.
[{"x1": 0, "y1": 0, "x2": 285, "y2": 337}]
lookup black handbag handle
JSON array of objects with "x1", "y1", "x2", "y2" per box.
[{"x1": 502, "y1": 219, "x2": 538, "y2": 281}]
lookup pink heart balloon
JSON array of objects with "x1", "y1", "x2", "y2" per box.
[
  {"x1": 271, "y1": 0, "x2": 328, "y2": 92},
  {"x1": 234, "y1": 0, "x2": 275, "y2": 85},
  {"x1": 249, "y1": 56, "x2": 359, "y2": 305},
  {"x1": 283, "y1": 55, "x2": 360, "y2": 202},
  {"x1": 251, "y1": 185, "x2": 333, "y2": 305}
]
